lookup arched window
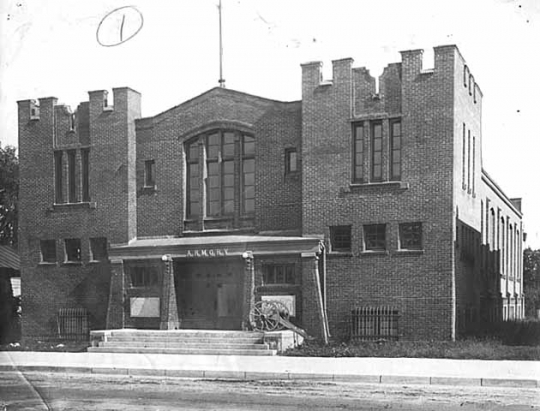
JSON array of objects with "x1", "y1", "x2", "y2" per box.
[{"x1": 185, "y1": 130, "x2": 255, "y2": 220}]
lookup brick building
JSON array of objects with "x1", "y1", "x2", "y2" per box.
[{"x1": 17, "y1": 45, "x2": 524, "y2": 342}]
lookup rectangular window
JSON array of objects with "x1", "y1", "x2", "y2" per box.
[
  {"x1": 186, "y1": 141, "x2": 200, "y2": 217},
  {"x1": 330, "y1": 225, "x2": 352, "y2": 252},
  {"x1": 81, "y1": 149, "x2": 90, "y2": 202},
  {"x1": 130, "y1": 266, "x2": 159, "y2": 287},
  {"x1": 390, "y1": 120, "x2": 402, "y2": 181},
  {"x1": 40, "y1": 240, "x2": 56, "y2": 263},
  {"x1": 223, "y1": 160, "x2": 235, "y2": 215},
  {"x1": 90, "y1": 237, "x2": 108, "y2": 261},
  {"x1": 285, "y1": 148, "x2": 298, "y2": 174},
  {"x1": 399, "y1": 222, "x2": 422, "y2": 250},
  {"x1": 54, "y1": 151, "x2": 63, "y2": 204},
  {"x1": 472, "y1": 136, "x2": 476, "y2": 195},
  {"x1": 364, "y1": 224, "x2": 386, "y2": 251},
  {"x1": 206, "y1": 132, "x2": 237, "y2": 217},
  {"x1": 462, "y1": 124, "x2": 466, "y2": 189},
  {"x1": 144, "y1": 159, "x2": 155, "y2": 187},
  {"x1": 353, "y1": 124, "x2": 364, "y2": 183},
  {"x1": 65, "y1": 238, "x2": 82, "y2": 262},
  {"x1": 67, "y1": 149, "x2": 77, "y2": 203},
  {"x1": 242, "y1": 135, "x2": 255, "y2": 214},
  {"x1": 263, "y1": 264, "x2": 295, "y2": 285},
  {"x1": 371, "y1": 122, "x2": 383, "y2": 182},
  {"x1": 467, "y1": 130, "x2": 471, "y2": 192}
]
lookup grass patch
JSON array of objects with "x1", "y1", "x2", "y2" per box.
[{"x1": 283, "y1": 339, "x2": 540, "y2": 361}]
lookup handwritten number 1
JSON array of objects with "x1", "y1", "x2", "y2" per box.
[{"x1": 120, "y1": 14, "x2": 125, "y2": 42}]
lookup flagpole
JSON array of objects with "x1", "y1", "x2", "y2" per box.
[{"x1": 218, "y1": 0, "x2": 225, "y2": 87}]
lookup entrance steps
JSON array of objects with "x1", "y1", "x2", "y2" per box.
[{"x1": 88, "y1": 329, "x2": 277, "y2": 356}]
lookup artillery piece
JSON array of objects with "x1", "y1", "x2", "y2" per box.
[{"x1": 249, "y1": 300, "x2": 313, "y2": 340}]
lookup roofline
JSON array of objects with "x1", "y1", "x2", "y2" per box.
[
  {"x1": 136, "y1": 87, "x2": 301, "y2": 123},
  {"x1": 481, "y1": 168, "x2": 522, "y2": 217}
]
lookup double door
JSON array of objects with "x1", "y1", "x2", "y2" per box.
[{"x1": 176, "y1": 260, "x2": 243, "y2": 330}]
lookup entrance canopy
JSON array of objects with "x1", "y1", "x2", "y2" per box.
[{"x1": 109, "y1": 235, "x2": 323, "y2": 260}]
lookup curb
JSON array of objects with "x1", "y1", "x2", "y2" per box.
[{"x1": 1, "y1": 365, "x2": 538, "y2": 388}]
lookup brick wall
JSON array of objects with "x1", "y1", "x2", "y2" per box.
[
  {"x1": 18, "y1": 87, "x2": 141, "y2": 339},
  {"x1": 301, "y1": 47, "x2": 458, "y2": 340}
]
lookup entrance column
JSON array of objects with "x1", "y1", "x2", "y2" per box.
[
  {"x1": 106, "y1": 258, "x2": 125, "y2": 329},
  {"x1": 160, "y1": 255, "x2": 181, "y2": 330},
  {"x1": 241, "y1": 251, "x2": 255, "y2": 330},
  {"x1": 301, "y1": 252, "x2": 329, "y2": 343}
]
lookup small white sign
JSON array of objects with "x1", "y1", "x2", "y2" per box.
[
  {"x1": 262, "y1": 295, "x2": 296, "y2": 316},
  {"x1": 130, "y1": 297, "x2": 160, "y2": 317}
]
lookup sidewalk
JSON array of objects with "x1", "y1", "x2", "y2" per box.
[{"x1": 1, "y1": 351, "x2": 539, "y2": 388}]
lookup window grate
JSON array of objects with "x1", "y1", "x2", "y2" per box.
[
  {"x1": 57, "y1": 308, "x2": 89, "y2": 341},
  {"x1": 350, "y1": 306, "x2": 399, "y2": 341}
]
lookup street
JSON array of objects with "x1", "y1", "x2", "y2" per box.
[{"x1": 1, "y1": 371, "x2": 538, "y2": 410}]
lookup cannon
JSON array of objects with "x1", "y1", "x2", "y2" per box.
[{"x1": 249, "y1": 300, "x2": 313, "y2": 340}]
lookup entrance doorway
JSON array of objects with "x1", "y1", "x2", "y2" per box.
[{"x1": 175, "y1": 260, "x2": 243, "y2": 330}]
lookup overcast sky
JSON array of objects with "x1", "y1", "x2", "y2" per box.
[{"x1": 1, "y1": 0, "x2": 539, "y2": 248}]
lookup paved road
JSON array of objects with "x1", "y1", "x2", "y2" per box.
[{"x1": 1, "y1": 371, "x2": 539, "y2": 410}]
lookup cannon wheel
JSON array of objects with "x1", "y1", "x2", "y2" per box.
[{"x1": 250, "y1": 300, "x2": 290, "y2": 331}]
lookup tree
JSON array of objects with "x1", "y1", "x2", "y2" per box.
[
  {"x1": 523, "y1": 247, "x2": 540, "y2": 318},
  {"x1": 0, "y1": 145, "x2": 18, "y2": 248}
]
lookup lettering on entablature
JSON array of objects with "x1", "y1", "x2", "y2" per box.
[{"x1": 186, "y1": 249, "x2": 229, "y2": 258}]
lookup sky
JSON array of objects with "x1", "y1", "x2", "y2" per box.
[{"x1": 1, "y1": 0, "x2": 539, "y2": 248}]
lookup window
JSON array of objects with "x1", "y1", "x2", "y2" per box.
[
  {"x1": 371, "y1": 122, "x2": 383, "y2": 182},
  {"x1": 186, "y1": 140, "x2": 200, "y2": 217},
  {"x1": 90, "y1": 237, "x2": 108, "y2": 261},
  {"x1": 144, "y1": 159, "x2": 155, "y2": 187},
  {"x1": 40, "y1": 240, "x2": 57, "y2": 263},
  {"x1": 330, "y1": 225, "x2": 351, "y2": 252},
  {"x1": 263, "y1": 264, "x2": 295, "y2": 285},
  {"x1": 390, "y1": 120, "x2": 402, "y2": 181},
  {"x1": 67, "y1": 150, "x2": 77, "y2": 203},
  {"x1": 242, "y1": 135, "x2": 255, "y2": 214},
  {"x1": 207, "y1": 131, "x2": 235, "y2": 216},
  {"x1": 285, "y1": 148, "x2": 298, "y2": 174},
  {"x1": 185, "y1": 130, "x2": 255, "y2": 219},
  {"x1": 65, "y1": 238, "x2": 82, "y2": 262},
  {"x1": 364, "y1": 224, "x2": 386, "y2": 251},
  {"x1": 81, "y1": 149, "x2": 90, "y2": 201},
  {"x1": 463, "y1": 65, "x2": 468, "y2": 88},
  {"x1": 399, "y1": 223, "x2": 422, "y2": 250},
  {"x1": 69, "y1": 113, "x2": 76, "y2": 131},
  {"x1": 462, "y1": 124, "x2": 466, "y2": 189},
  {"x1": 472, "y1": 137, "x2": 475, "y2": 195},
  {"x1": 54, "y1": 151, "x2": 63, "y2": 204},
  {"x1": 353, "y1": 124, "x2": 364, "y2": 183},
  {"x1": 130, "y1": 266, "x2": 159, "y2": 287},
  {"x1": 467, "y1": 130, "x2": 471, "y2": 192}
]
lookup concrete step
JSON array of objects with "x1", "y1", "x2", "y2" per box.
[
  {"x1": 87, "y1": 346, "x2": 277, "y2": 356},
  {"x1": 104, "y1": 337, "x2": 264, "y2": 345},
  {"x1": 99, "y1": 341, "x2": 270, "y2": 350},
  {"x1": 108, "y1": 330, "x2": 264, "y2": 340}
]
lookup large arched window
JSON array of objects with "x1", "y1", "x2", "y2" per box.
[{"x1": 185, "y1": 130, "x2": 255, "y2": 221}]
